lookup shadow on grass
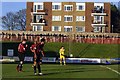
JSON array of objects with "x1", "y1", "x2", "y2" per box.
[{"x1": 27, "y1": 67, "x2": 106, "y2": 77}]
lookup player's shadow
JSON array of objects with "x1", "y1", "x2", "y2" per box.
[
  {"x1": 27, "y1": 67, "x2": 85, "y2": 76},
  {"x1": 43, "y1": 67, "x2": 85, "y2": 71},
  {"x1": 43, "y1": 68, "x2": 85, "y2": 76},
  {"x1": 43, "y1": 67, "x2": 105, "y2": 76},
  {"x1": 27, "y1": 66, "x2": 105, "y2": 77}
]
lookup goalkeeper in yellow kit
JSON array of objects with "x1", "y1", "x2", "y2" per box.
[{"x1": 59, "y1": 46, "x2": 66, "y2": 65}]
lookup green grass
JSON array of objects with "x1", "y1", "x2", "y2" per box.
[
  {"x1": 44, "y1": 42, "x2": 119, "y2": 58},
  {"x1": 2, "y1": 64, "x2": 119, "y2": 79},
  {"x1": 2, "y1": 42, "x2": 119, "y2": 58}
]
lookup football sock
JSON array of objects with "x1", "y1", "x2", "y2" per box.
[
  {"x1": 34, "y1": 66, "x2": 36, "y2": 73},
  {"x1": 37, "y1": 64, "x2": 41, "y2": 73}
]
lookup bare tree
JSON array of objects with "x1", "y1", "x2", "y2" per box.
[
  {"x1": 2, "y1": 12, "x2": 18, "y2": 30},
  {"x1": 16, "y1": 9, "x2": 26, "y2": 30},
  {"x1": 1, "y1": 9, "x2": 26, "y2": 31}
]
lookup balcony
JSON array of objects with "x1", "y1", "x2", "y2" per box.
[
  {"x1": 91, "y1": 21, "x2": 107, "y2": 27},
  {"x1": 91, "y1": 7, "x2": 107, "y2": 16},
  {"x1": 31, "y1": 9, "x2": 48, "y2": 15},
  {"x1": 31, "y1": 19, "x2": 47, "y2": 26}
]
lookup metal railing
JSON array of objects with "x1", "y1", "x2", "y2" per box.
[{"x1": 92, "y1": 8, "x2": 106, "y2": 13}]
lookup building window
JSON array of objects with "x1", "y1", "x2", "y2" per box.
[
  {"x1": 64, "y1": 26, "x2": 73, "y2": 32},
  {"x1": 94, "y1": 6, "x2": 104, "y2": 13},
  {"x1": 64, "y1": 5, "x2": 73, "y2": 11},
  {"x1": 94, "y1": 3, "x2": 104, "y2": 13},
  {"x1": 76, "y1": 26, "x2": 85, "y2": 32},
  {"x1": 34, "y1": 3, "x2": 43, "y2": 11},
  {"x1": 94, "y1": 16, "x2": 100, "y2": 21},
  {"x1": 37, "y1": 26, "x2": 43, "y2": 31},
  {"x1": 52, "y1": 3, "x2": 61, "y2": 10},
  {"x1": 36, "y1": 15, "x2": 43, "y2": 22},
  {"x1": 52, "y1": 26, "x2": 61, "y2": 31},
  {"x1": 64, "y1": 15, "x2": 73, "y2": 22},
  {"x1": 33, "y1": 26, "x2": 37, "y2": 31},
  {"x1": 37, "y1": 5, "x2": 43, "y2": 10},
  {"x1": 76, "y1": 3, "x2": 85, "y2": 11},
  {"x1": 94, "y1": 16, "x2": 104, "y2": 23},
  {"x1": 33, "y1": 26, "x2": 43, "y2": 31},
  {"x1": 52, "y1": 16, "x2": 61, "y2": 21},
  {"x1": 93, "y1": 27, "x2": 101, "y2": 32},
  {"x1": 33, "y1": 5, "x2": 37, "y2": 12},
  {"x1": 77, "y1": 5, "x2": 84, "y2": 10},
  {"x1": 76, "y1": 16, "x2": 85, "y2": 21}
]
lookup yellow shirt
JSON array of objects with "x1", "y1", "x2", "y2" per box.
[{"x1": 59, "y1": 49, "x2": 65, "y2": 56}]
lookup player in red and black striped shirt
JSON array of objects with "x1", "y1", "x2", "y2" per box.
[
  {"x1": 16, "y1": 39, "x2": 27, "y2": 72},
  {"x1": 30, "y1": 38, "x2": 45, "y2": 76},
  {"x1": 30, "y1": 40, "x2": 37, "y2": 68}
]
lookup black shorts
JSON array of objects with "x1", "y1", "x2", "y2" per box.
[
  {"x1": 18, "y1": 52, "x2": 25, "y2": 61},
  {"x1": 33, "y1": 53, "x2": 42, "y2": 63},
  {"x1": 33, "y1": 56, "x2": 41, "y2": 63}
]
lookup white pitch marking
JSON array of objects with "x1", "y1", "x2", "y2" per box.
[{"x1": 100, "y1": 65, "x2": 120, "y2": 75}]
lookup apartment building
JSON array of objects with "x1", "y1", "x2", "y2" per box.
[{"x1": 26, "y1": 2, "x2": 111, "y2": 33}]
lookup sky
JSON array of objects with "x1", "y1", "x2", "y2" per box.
[
  {"x1": 0, "y1": 0, "x2": 120, "y2": 2},
  {"x1": 1, "y1": 2, "x2": 26, "y2": 17},
  {"x1": 0, "y1": 0, "x2": 120, "y2": 30}
]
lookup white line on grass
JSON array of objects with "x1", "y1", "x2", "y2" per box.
[{"x1": 100, "y1": 65, "x2": 120, "y2": 75}]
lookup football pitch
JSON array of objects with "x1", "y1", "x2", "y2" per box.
[{"x1": 2, "y1": 63, "x2": 120, "y2": 80}]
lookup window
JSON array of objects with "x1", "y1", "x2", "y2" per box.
[
  {"x1": 64, "y1": 15, "x2": 73, "y2": 22},
  {"x1": 95, "y1": 6, "x2": 101, "y2": 10},
  {"x1": 77, "y1": 5, "x2": 84, "y2": 10},
  {"x1": 94, "y1": 3, "x2": 104, "y2": 13},
  {"x1": 76, "y1": 16, "x2": 85, "y2": 21},
  {"x1": 94, "y1": 16, "x2": 104, "y2": 23},
  {"x1": 93, "y1": 27, "x2": 101, "y2": 32},
  {"x1": 94, "y1": 16, "x2": 100, "y2": 21},
  {"x1": 34, "y1": 3, "x2": 43, "y2": 11},
  {"x1": 64, "y1": 26, "x2": 73, "y2": 32},
  {"x1": 52, "y1": 5, "x2": 61, "y2": 10},
  {"x1": 36, "y1": 15, "x2": 43, "y2": 22},
  {"x1": 33, "y1": 26, "x2": 37, "y2": 31},
  {"x1": 38, "y1": 5, "x2": 43, "y2": 10},
  {"x1": 52, "y1": 16, "x2": 61, "y2": 21},
  {"x1": 52, "y1": 3, "x2": 61, "y2": 10},
  {"x1": 33, "y1": 5, "x2": 36, "y2": 12},
  {"x1": 37, "y1": 26, "x2": 43, "y2": 31},
  {"x1": 33, "y1": 26, "x2": 43, "y2": 31},
  {"x1": 76, "y1": 26, "x2": 85, "y2": 32},
  {"x1": 64, "y1": 5, "x2": 73, "y2": 11},
  {"x1": 52, "y1": 26, "x2": 61, "y2": 31},
  {"x1": 76, "y1": 3, "x2": 85, "y2": 11},
  {"x1": 94, "y1": 3, "x2": 104, "y2": 9}
]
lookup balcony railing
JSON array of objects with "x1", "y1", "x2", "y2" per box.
[
  {"x1": 91, "y1": 20, "x2": 107, "y2": 26},
  {"x1": 31, "y1": 9, "x2": 48, "y2": 15},
  {"x1": 91, "y1": 7, "x2": 107, "y2": 16},
  {"x1": 31, "y1": 19, "x2": 47, "y2": 26},
  {"x1": 92, "y1": 8, "x2": 105, "y2": 13}
]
